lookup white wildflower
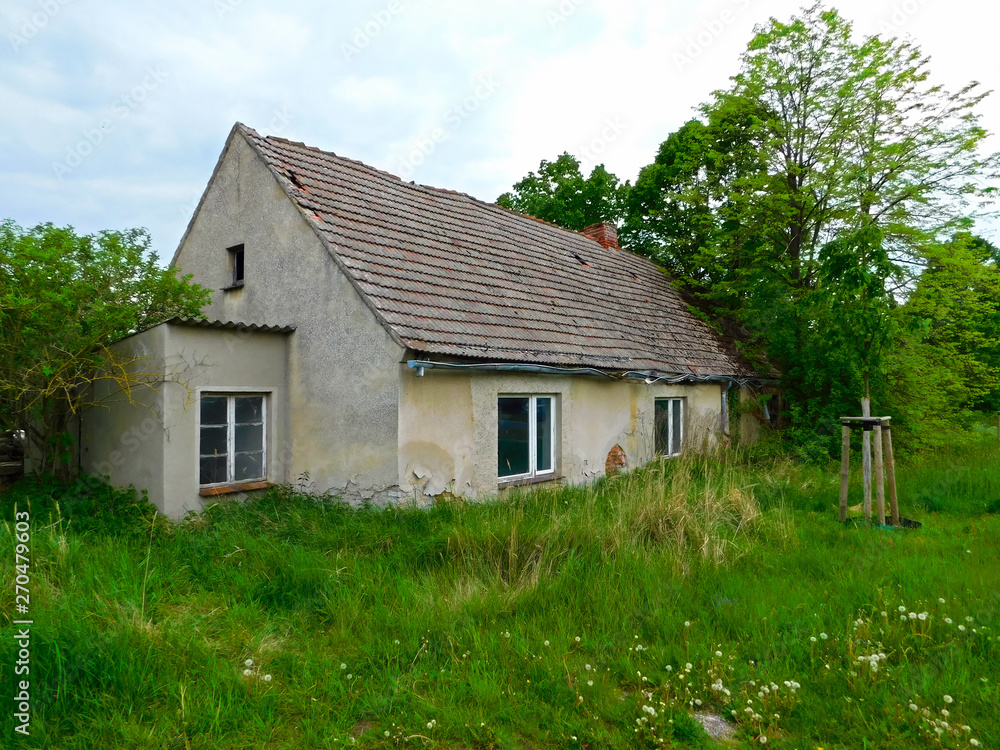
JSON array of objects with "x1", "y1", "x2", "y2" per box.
[
  {"x1": 943, "y1": 695, "x2": 953, "y2": 704},
  {"x1": 244, "y1": 658, "x2": 254, "y2": 667},
  {"x1": 263, "y1": 674, "x2": 272, "y2": 682}
]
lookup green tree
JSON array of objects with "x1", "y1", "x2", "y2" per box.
[
  {"x1": 497, "y1": 153, "x2": 628, "y2": 231},
  {"x1": 625, "y1": 4, "x2": 999, "y2": 446},
  {"x1": 0, "y1": 220, "x2": 210, "y2": 476},
  {"x1": 891, "y1": 233, "x2": 1000, "y2": 422}
]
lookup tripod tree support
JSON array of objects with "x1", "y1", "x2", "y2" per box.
[{"x1": 840, "y1": 416, "x2": 898, "y2": 525}]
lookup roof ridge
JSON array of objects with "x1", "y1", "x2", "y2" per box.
[{"x1": 251, "y1": 126, "x2": 618, "y2": 250}]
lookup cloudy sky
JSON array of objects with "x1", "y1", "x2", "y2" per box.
[{"x1": 2, "y1": 0, "x2": 998, "y2": 258}]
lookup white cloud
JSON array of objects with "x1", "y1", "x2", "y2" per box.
[{"x1": 0, "y1": 0, "x2": 997, "y2": 248}]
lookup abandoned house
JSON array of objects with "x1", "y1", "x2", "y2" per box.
[{"x1": 80, "y1": 123, "x2": 764, "y2": 519}]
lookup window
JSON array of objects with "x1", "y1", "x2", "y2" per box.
[
  {"x1": 498, "y1": 395, "x2": 555, "y2": 480},
  {"x1": 654, "y1": 397, "x2": 684, "y2": 457},
  {"x1": 227, "y1": 243, "x2": 245, "y2": 287},
  {"x1": 199, "y1": 394, "x2": 266, "y2": 486}
]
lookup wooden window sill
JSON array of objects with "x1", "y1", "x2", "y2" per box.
[
  {"x1": 498, "y1": 474, "x2": 562, "y2": 490},
  {"x1": 199, "y1": 480, "x2": 271, "y2": 497}
]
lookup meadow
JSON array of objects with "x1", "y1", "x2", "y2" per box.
[{"x1": 1, "y1": 431, "x2": 998, "y2": 749}]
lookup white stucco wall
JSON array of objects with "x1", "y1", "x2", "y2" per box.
[
  {"x1": 81, "y1": 322, "x2": 290, "y2": 519},
  {"x1": 171, "y1": 129, "x2": 405, "y2": 502},
  {"x1": 398, "y1": 365, "x2": 723, "y2": 502}
]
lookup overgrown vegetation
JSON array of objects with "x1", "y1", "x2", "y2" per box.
[
  {"x1": 0, "y1": 220, "x2": 210, "y2": 477},
  {"x1": 2, "y1": 434, "x2": 998, "y2": 749},
  {"x1": 497, "y1": 4, "x2": 1000, "y2": 455}
]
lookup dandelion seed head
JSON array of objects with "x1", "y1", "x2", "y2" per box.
[{"x1": 244, "y1": 658, "x2": 254, "y2": 667}]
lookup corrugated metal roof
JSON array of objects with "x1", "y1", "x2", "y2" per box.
[
  {"x1": 168, "y1": 317, "x2": 296, "y2": 334},
  {"x1": 238, "y1": 123, "x2": 757, "y2": 378}
]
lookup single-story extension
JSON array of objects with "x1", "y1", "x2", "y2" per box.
[{"x1": 81, "y1": 123, "x2": 765, "y2": 519}]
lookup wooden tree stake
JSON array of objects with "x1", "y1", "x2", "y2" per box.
[
  {"x1": 840, "y1": 424, "x2": 851, "y2": 523},
  {"x1": 873, "y1": 421, "x2": 885, "y2": 525},
  {"x1": 861, "y1": 398, "x2": 872, "y2": 519},
  {"x1": 884, "y1": 425, "x2": 899, "y2": 526}
]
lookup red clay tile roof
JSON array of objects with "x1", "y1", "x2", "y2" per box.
[{"x1": 237, "y1": 124, "x2": 758, "y2": 378}]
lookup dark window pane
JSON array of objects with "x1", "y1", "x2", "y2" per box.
[
  {"x1": 235, "y1": 451, "x2": 264, "y2": 480},
  {"x1": 201, "y1": 395, "x2": 228, "y2": 426},
  {"x1": 233, "y1": 248, "x2": 244, "y2": 282},
  {"x1": 498, "y1": 397, "x2": 529, "y2": 477},
  {"x1": 654, "y1": 399, "x2": 670, "y2": 455},
  {"x1": 671, "y1": 399, "x2": 683, "y2": 455},
  {"x1": 235, "y1": 422, "x2": 263, "y2": 453},
  {"x1": 200, "y1": 455, "x2": 228, "y2": 485},
  {"x1": 200, "y1": 425, "x2": 228, "y2": 456},
  {"x1": 536, "y1": 397, "x2": 553, "y2": 472},
  {"x1": 235, "y1": 396, "x2": 263, "y2": 424}
]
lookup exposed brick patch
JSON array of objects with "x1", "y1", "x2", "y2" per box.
[{"x1": 605, "y1": 444, "x2": 628, "y2": 476}]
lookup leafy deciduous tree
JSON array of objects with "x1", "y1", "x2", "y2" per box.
[
  {"x1": 0, "y1": 220, "x2": 210, "y2": 477},
  {"x1": 496, "y1": 153, "x2": 628, "y2": 231}
]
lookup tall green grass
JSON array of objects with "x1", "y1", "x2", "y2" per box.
[{"x1": 1, "y1": 439, "x2": 998, "y2": 749}]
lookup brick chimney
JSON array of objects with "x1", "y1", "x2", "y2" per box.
[{"x1": 581, "y1": 221, "x2": 619, "y2": 250}]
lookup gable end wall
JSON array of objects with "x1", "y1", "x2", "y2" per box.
[{"x1": 172, "y1": 131, "x2": 405, "y2": 502}]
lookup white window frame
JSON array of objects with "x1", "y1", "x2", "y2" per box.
[
  {"x1": 198, "y1": 391, "x2": 268, "y2": 487},
  {"x1": 498, "y1": 394, "x2": 557, "y2": 482},
  {"x1": 654, "y1": 397, "x2": 685, "y2": 458}
]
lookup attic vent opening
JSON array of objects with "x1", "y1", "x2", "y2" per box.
[
  {"x1": 227, "y1": 243, "x2": 245, "y2": 288},
  {"x1": 573, "y1": 253, "x2": 590, "y2": 268}
]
